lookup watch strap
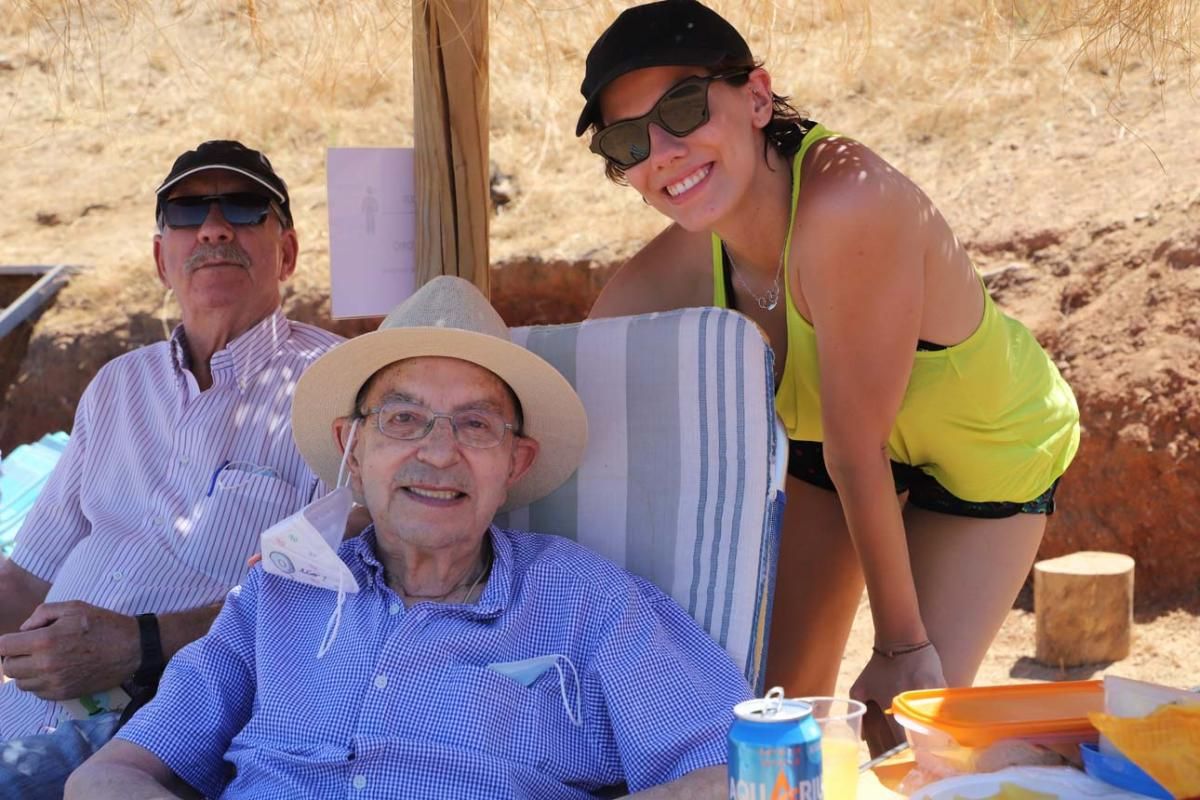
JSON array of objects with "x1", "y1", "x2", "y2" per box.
[{"x1": 132, "y1": 612, "x2": 166, "y2": 687}]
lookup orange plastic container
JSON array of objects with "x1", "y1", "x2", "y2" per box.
[{"x1": 891, "y1": 680, "x2": 1104, "y2": 748}]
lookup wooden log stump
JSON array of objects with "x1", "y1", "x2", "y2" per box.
[{"x1": 1034, "y1": 551, "x2": 1135, "y2": 667}]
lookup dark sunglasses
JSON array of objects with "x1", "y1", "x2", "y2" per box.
[
  {"x1": 589, "y1": 69, "x2": 750, "y2": 168},
  {"x1": 161, "y1": 192, "x2": 276, "y2": 228}
]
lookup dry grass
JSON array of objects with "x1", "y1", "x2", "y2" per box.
[{"x1": 1, "y1": 0, "x2": 1195, "y2": 301}]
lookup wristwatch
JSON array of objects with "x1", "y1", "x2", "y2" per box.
[{"x1": 131, "y1": 612, "x2": 166, "y2": 688}]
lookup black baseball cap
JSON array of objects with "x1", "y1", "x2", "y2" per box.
[
  {"x1": 576, "y1": 0, "x2": 752, "y2": 136},
  {"x1": 155, "y1": 140, "x2": 293, "y2": 228}
]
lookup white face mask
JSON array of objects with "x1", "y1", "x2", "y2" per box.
[
  {"x1": 487, "y1": 654, "x2": 583, "y2": 727},
  {"x1": 259, "y1": 418, "x2": 362, "y2": 658}
]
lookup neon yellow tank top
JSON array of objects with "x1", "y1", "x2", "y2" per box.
[{"x1": 712, "y1": 125, "x2": 1079, "y2": 502}]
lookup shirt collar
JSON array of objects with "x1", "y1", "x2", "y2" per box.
[
  {"x1": 168, "y1": 308, "x2": 290, "y2": 388},
  {"x1": 345, "y1": 525, "x2": 513, "y2": 619}
]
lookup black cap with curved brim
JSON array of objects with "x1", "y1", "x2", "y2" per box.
[
  {"x1": 154, "y1": 140, "x2": 293, "y2": 228},
  {"x1": 575, "y1": 0, "x2": 752, "y2": 137}
]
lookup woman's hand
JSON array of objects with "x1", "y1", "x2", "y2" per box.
[{"x1": 850, "y1": 642, "x2": 947, "y2": 757}]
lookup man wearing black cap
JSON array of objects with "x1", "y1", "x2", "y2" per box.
[{"x1": 0, "y1": 140, "x2": 342, "y2": 796}]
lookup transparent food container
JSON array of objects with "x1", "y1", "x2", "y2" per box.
[{"x1": 890, "y1": 680, "x2": 1105, "y2": 792}]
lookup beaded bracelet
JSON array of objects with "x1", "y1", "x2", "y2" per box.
[{"x1": 872, "y1": 639, "x2": 933, "y2": 659}]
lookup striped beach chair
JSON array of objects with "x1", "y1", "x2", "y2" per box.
[
  {"x1": 496, "y1": 308, "x2": 786, "y2": 694},
  {"x1": 0, "y1": 432, "x2": 70, "y2": 557}
]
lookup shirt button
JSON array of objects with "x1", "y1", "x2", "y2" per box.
[
  {"x1": 373, "y1": 674, "x2": 388, "y2": 690},
  {"x1": 352, "y1": 775, "x2": 367, "y2": 790},
  {"x1": 151, "y1": 516, "x2": 165, "y2": 527},
  {"x1": 177, "y1": 456, "x2": 190, "y2": 466},
  {"x1": 388, "y1": 603, "x2": 400, "y2": 616},
  {"x1": 110, "y1": 571, "x2": 123, "y2": 582}
]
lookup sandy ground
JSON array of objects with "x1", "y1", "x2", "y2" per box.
[{"x1": 836, "y1": 593, "x2": 1200, "y2": 699}]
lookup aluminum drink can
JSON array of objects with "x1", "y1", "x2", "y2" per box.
[{"x1": 728, "y1": 692, "x2": 823, "y2": 800}]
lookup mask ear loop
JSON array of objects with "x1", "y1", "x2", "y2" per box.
[
  {"x1": 316, "y1": 569, "x2": 346, "y2": 659},
  {"x1": 317, "y1": 417, "x2": 360, "y2": 659},
  {"x1": 336, "y1": 418, "x2": 360, "y2": 489},
  {"x1": 551, "y1": 655, "x2": 583, "y2": 727}
]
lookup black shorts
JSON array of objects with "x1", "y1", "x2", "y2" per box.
[{"x1": 787, "y1": 440, "x2": 1059, "y2": 519}]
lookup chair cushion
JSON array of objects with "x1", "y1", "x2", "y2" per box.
[{"x1": 497, "y1": 308, "x2": 782, "y2": 692}]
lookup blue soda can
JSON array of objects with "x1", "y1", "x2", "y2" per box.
[{"x1": 728, "y1": 688, "x2": 823, "y2": 800}]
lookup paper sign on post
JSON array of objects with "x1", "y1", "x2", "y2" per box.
[{"x1": 327, "y1": 148, "x2": 417, "y2": 319}]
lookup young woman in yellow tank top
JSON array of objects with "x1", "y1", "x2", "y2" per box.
[{"x1": 578, "y1": 0, "x2": 1079, "y2": 752}]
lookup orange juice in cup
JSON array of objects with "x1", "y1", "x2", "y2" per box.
[
  {"x1": 821, "y1": 735, "x2": 861, "y2": 799},
  {"x1": 798, "y1": 697, "x2": 867, "y2": 800}
]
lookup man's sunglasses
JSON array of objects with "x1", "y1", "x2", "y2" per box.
[
  {"x1": 589, "y1": 69, "x2": 750, "y2": 169},
  {"x1": 161, "y1": 192, "x2": 277, "y2": 228}
]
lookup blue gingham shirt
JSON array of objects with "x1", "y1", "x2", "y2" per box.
[{"x1": 118, "y1": 526, "x2": 751, "y2": 798}]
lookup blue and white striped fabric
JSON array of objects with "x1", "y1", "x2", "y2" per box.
[
  {"x1": 0, "y1": 432, "x2": 70, "y2": 557},
  {"x1": 497, "y1": 308, "x2": 784, "y2": 693}
]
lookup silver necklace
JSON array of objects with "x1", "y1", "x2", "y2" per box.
[
  {"x1": 727, "y1": 243, "x2": 787, "y2": 311},
  {"x1": 393, "y1": 548, "x2": 492, "y2": 604}
]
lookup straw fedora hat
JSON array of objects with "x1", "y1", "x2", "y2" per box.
[{"x1": 291, "y1": 276, "x2": 588, "y2": 512}]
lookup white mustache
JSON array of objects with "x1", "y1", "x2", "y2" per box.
[
  {"x1": 394, "y1": 466, "x2": 471, "y2": 495},
  {"x1": 186, "y1": 243, "x2": 251, "y2": 272}
]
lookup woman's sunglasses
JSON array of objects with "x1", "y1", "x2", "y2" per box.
[
  {"x1": 161, "y1": 192, "x2": 277, "y2": 228},
  {"x1": 589, "y1": 69, "x2": 750, "y2": 169}
]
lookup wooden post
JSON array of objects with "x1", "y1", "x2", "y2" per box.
[
  {"x1": 412, "y1": 0, "x2": 489, "y2": 295},
  {"x1": 1034, "y1": 551, "x2": 1135, "y2": 667}
]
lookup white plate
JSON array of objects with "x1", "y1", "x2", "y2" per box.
[{"x1": 909, "y1": 766, "x2": 1151, "y2": 799}]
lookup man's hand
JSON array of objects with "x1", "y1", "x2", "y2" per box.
[
  {"x1": 0, "y1": 601, "x2": 140, "y2": 700},
  {"x1": 621, "y1": 765, "x2": 725, "y2": 798}
]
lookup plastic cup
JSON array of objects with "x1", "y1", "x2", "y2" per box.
[{"x1": 798, "y1": 696, "x2": 867, "y2": 800}]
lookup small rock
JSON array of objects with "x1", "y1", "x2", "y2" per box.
[
  {"x1": 489, "y1": 161, "x2": 517, "y2": 212},
  {"x1": 0, "y1": 55, "x2": 15, "y2": 71},
  {"x1": 35, "y1": 211, "x2": 61, "y2": 226},
  {"x1": 1019, "y1": 229, "x2": 1061, "y2": 255},
  {"x1": 1090, "y1": 220, "x2": 1125, "y2": 238}
]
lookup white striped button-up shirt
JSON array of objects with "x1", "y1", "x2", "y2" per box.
[{"x1": 2, "y1": 308, "x2": 342, "y2": 736}]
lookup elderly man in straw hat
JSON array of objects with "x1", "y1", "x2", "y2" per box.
[{"x1": 70, "y1": 276, "x2": 750, "y2": 799}]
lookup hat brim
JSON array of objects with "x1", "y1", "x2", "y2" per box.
[
  {"x1": 291, "y1": 327, "x2": 588, "y2": 513},
  {"x1": 155, "y1": 165, "x2": 287, "y2": 204}
]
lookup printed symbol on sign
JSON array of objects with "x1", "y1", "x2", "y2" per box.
[
  {"x1": 288, "y1": 533, "x2": 299, "y2": 543},
  {"x1": 268, "y1": 551, "x2": 295, "y2": 574}
]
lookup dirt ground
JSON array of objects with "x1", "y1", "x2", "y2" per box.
[{"x1": 2, "y1": 2, "x2": 1198, "y2": 694}]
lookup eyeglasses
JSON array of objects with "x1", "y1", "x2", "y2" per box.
[
  {"x1": 161, "y1": 192, "x2": 277, "y2": 228},
  {"x1": 359, "y1": 400, "x2": 516, "y2": 449},
  {"x1": 589, "y1": 70, "x2": 750, "y2": 168}
]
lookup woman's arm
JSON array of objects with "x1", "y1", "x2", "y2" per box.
[
  {"x1": 797, "y1": 141, "x2": 934, "y2": 650},
  {"x1": 588, "y1": 222, "x2": 714, "y2": 318}
]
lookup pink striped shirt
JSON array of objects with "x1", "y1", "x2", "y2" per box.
[{"x1": 2, "y1": 308, "x2": 342, "y2": 735}]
